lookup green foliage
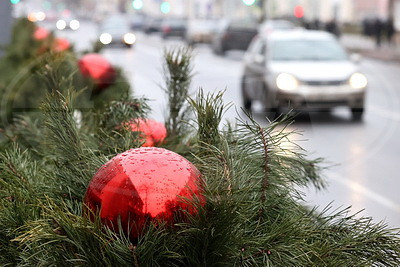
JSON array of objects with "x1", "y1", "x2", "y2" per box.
[
  {"x1": 0, "y1": 18, "x2": 130, "y2": 127},
  {"x1": 189, "y1": 89, "x2": 230, "y2": 146},
  {"x1": 163, "y1": 47, "x2": 193, "y2": 142},
  {"x1": 0, "y1": 48, "x2": 399, "y2": 266}
]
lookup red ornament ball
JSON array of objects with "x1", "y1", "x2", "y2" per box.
[
  {"x1": 33, "y1": 27, "x2": 50, "y2": 41},
  {"x1": 83, "y1": 147, "x2": 204, "y2": 239},
  {"x1": 53, "y1": 37, "x2": 70, "y2": 52},
  {"x1": 128, "y1": 118, "x2": 167, "y2": 147},
  {"x1": 78, "y1": 54, "x2": 116, "y2": 89}
]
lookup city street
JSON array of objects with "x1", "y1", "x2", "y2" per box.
[{"x1": 59, "y1": 21, "x2": 400, "y2": 227}]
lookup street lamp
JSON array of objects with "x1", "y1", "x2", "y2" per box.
[
  {"x1": 242, "y1": 0, "x2": 256, "y2": 6},
  {"x1": 259, "y1": 0, "x2": 267, "y2": 22},
  {"x1": 132, "y1": 0, "x2": 143, "y2": 10},
  {"x1": 244, "y1": 0, "x2": 267, "y2": 22}
]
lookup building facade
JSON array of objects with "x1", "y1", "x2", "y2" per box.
[
  {"x1": 267, "y1": 0, "x2": 392, "y2": 24},
  {"x1": 93, "y1": 0, "x2": 400, "y2": 30}
]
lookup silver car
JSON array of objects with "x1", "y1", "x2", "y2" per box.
[
  {"x1": 99, "y1": 16, "x2": 136, "y2": 48},
  {"x1": 241, "y1": 30, "x2": 367, "y2": 120}
]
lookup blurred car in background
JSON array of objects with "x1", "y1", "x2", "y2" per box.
[
  {"x1": 212, "y1": 19, "x2": 258, "y2": 55},
  {"x1": 143, "y1": 17, "x2": 163, "y2": 34},
  {"x1": 161, "y1": 18, "x2": 187, "y2": 39},
  {"x1": 45, "y1": 11, "x2": 58, "y2": 22},
  {"x1": 99, "y1": 16, "x2": 136, "y2": 48},
  {"x1": 241, "y1": 30, "x2": 367, "y2": 120},
  {"x1": 258, "y1": 19, "x2": 296, "y2": 35},
  {"x1": 56, "y1": 17, "x2": 81, "y2": 31},
  {"x1": 186, "y1": 19, "x2": 217, "y2": 45},
  {"x1": 130, "y1": 14, "x2": 146, "y2": 31}
]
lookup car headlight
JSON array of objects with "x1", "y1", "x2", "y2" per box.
[
  {"x1": 69, "y1": 20, "x2": 80, "y2": 30},
  {"x1": 56, "y1": 19, "x2": 67, "y2": 30},
  {"x1": 123, "y1": 33, "x2": 136, "y2": 45},
  {"x1": 35, "y1": 12, "x2": 46, "y2": 22},
  {"x1": 349, "y1": 73, "x2": 367, "y2": 89},
  {"x1": 100, "y1": 33, "x2": 112, "y2": 45},
  {"x1": 276, "y1": 73, "x2": 298, "y2": 91}
]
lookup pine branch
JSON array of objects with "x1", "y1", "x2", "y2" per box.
[
  {"x1": 14, "y1": 198, "x2": 134, "y2": 266},
  {"x1": 0, "y1": 144, "x2": 41, "y2": 198},
  {"x1": 0, "y1": 144, "x2": 47, "y2": 264},
  {"x1": 93, "y1": 98, "x2": 150, "y2": 155},
  {"x1": 189, "y1": 89, "x2": 230, "y2": 146},
  {"x1": 41, "y1": 90, "x2": 99, "y2": 199},
  {"x1": 163, "y1": 47, "x2": 193, "y2": 141},
  {"x1": 238, "y1": 111, "x2": 326, "y2": 193},
  {"x1": 1, "y1": 47, "x2": 399, "y2": 266}
]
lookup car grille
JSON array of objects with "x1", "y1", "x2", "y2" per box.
[{"x1": 303, "y1": 80, "x2": 347, "y2": 86}]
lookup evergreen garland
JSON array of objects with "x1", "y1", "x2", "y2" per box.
[
  {"x1": 0, "y1": 38, "x2": 399, "y2": 266},
  {"x1": 0, "y1": 18, "x2": 130, "y2": 127}
]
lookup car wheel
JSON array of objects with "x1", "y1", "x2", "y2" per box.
[
  {"x1": 187, "y1": 40, "x2": 195, "y2": 47},
  {"x1": 213, "y1": 43, "x2": 225, "y2": 56},
  {"x1": 263, "y1": 84, "x2": 280, "y2": 120},
  {"x1": 351, "y1": 107, "x2": 364, "y2": 121},
  {"x1": 219, "y1": 46, "x2": 226, "y2": 56},
  {"x1": 265, "y1": 107, "x2": 282, "y2": 121},
  {"x1": 241, "y1": 76, "x2": 252, "y2": 112}
]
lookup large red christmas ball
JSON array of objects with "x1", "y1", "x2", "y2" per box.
[
  {"x1": 33, "y1": 27, "x2": 50, "y2": 41},
  {"x1": 128, "y1": 118, "x2": 167, "y2": 147},
  {"x1": 83, "y1": 147, "x2": 204, "y2": 239},
  {"x1": 78, "y1": 54, "x2": 116, "y2": 89},
  {"x1": 53, "y1": 37, "x2": 70, "y2": 52}
]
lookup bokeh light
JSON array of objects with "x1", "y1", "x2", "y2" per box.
[
  {"x1": 35, "y1": 12, "x2": 46, "y2": 22},
  {"x1": 242, "y1": 0, "x2": 256, "y2": 6},
  {"x1": 161, "y1": 2, "x2": 171, "y2": 14},
  {"x1": 42, "y1": 1, "x2": 52, "y2": 10},
  {"x1": 294, "y1": 5, "x2": 304, "y2": 18},
  {"x1": 132, "y1": 0, "x2": 143, "y2": 10}
]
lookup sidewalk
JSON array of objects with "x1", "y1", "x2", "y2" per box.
[{"x1": 341, "y1": 34, "x2": 400, "y2": 62}]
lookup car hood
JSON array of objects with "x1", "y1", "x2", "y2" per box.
[
  {"x1": 102, "y1": 27, "x2": 130, "y2": 37},
  {"x1": 269, "y1": 61, "x2": 357, "y2": 81}
]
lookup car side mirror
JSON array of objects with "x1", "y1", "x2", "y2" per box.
[
  {"x1": 350, "y1": 53, "x2": 362, "y2": 64},
  {"x1": 254, "y1": 54, "x2": 265, "y2": 65}
]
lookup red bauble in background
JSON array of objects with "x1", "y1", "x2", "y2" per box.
[
  {"x1": 33, "y1": 27, "x2": 50, "y2": 41},
  {"x1": 83, "y1": 147, "x2": 204, "y2": 239},
  {"x1": 53, "y1": 37, "x2": 71, "y2": 52},
  {"x1": 128, "y1": 118, "x2": 167, "y2": 147},
  {"x1": 78, "y1": 54, "x2": 116, "y2": 90}
]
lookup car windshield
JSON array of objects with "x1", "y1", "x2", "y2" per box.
[
  {"x1": 164, "y1": 19, "x2": 186, "y2": 27},
  {"x1": 189, "y1": 20, "x2": 216, "y2": 31},
  {"x1": 270, "y1": 39, "x2": 348, "y2": 61},
  {"x1": 102, "y1": 17, "x2": 129, "y2": 32},
  {"x1": 263, "y1": 20, "x2": 295, "y2": 30},
  {"x1": 229, "y1": 20, "x2": 258, "y2": 30}
]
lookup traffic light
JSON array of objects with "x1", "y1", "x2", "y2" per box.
[
  {"x1": 160, "y1": 1, "x2": 170, "y2": 14},
  {"x1": 10, "y1": 0, "x2": 20, "y2": 4},
  {"x1": 132, "y1": 0, "x2": 143, "y2": 10},
  {"x1": 294, "y1": 5, "x2": 304, "y2": 18},
  {"x1": 242, "y1": 0, "x2": 256, "y2": 6},
  {"x1": 42, "y1": 1, "x2": 52, "y2": 10}
]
